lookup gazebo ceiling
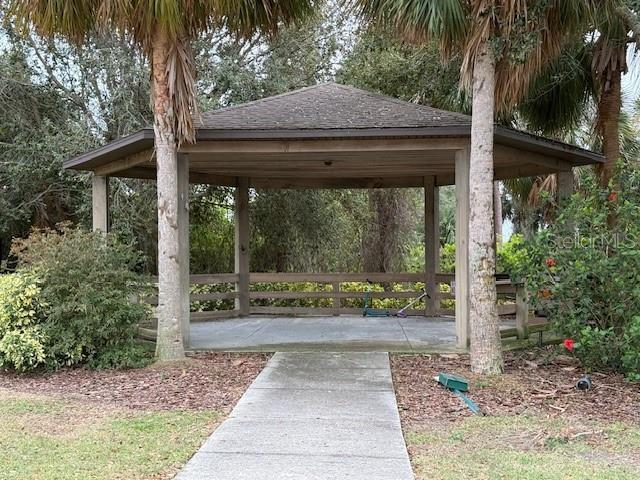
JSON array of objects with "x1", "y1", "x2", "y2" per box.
[{"x1": 65, "y1": 83, "x2": 603, "y2": 188}]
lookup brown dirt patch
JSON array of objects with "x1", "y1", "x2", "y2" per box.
[
  {"x1": 0, "y1": 388, "x2": 119, "y2": 437},
  {"x1": 0, "y1": 352, "x2": 270, "y2": 413},
  {"x1": 391, "y1": 348, "x2": 640, "y2": 427}
]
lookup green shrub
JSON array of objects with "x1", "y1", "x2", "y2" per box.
[
  {"x1": 497, "y1": 234, "x2": 529, "y2": 279},
  {"x1": 88, "y1": 342, "x2": 153, "y2": 370},
  {"x1": 439, "y1": 243, "x2": 455, "y2": 273},
  {"x1": 525, "y1": 164, "x2": 640, "y2": 380},
  {"x1": 0, "y1": 273, "x2": 48, "y2": 371},
  {"x1": 5, "y1": 226, "x2": 152, "y2": 371}
]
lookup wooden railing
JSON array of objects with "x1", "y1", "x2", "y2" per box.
[{"x1": 146, "y1": 272, "x2": 530, "y2": 339}]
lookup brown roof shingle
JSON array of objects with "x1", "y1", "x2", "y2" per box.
[{"x1": 198, "y1": 82, "x2": 471, "y2": 131}]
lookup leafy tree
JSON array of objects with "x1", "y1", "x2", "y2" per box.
[
  {"x1": 189, "y1": 186, "x2": 235, "y2": 274},
  {"x1": 362, "y1": 189, "x2": 419, "y2": 273},
  {"x1": 6, "y1": 0, "x2": 314, "y2": 361},
  {"x1": 0, "y1": 44, "x2": 92, "y2": 263},
  {"x1": 251, "y1": 189, "x2": 366, "y2": 272},
  {"x1": 338, "y1": 25, "x2": 465, "y2": 110}
]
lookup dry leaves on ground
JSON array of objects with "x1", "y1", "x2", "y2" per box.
[
  {"x1": 391, "y1": 348, "x2": 640, "y2": 426},
  {"x1": 0, "y1": 352, "x2": 270, "y2": 413}
]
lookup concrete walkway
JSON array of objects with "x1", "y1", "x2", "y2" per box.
[{"x1": 176, "y1": 352, "x2": 414, "y2": 480}]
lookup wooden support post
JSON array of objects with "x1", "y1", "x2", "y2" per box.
[
  {"x1": 235, "y1": 177, "x2": 250, "y2": 316},
  {"x1": 455, "y1": 149, "x2": 470, "y2": 348},
  {"x1": 515, "y1": 284, "x2": 529, "y2": 340},
  {"x1": 332, "y1": 282, "x2": 340, "y2": 316},
  {"x1": 557, "y1": 170, "x2": 574, "y2": 207},
  {"x1": 177, "y1": 154, "x2": 190, "y2": 346},
  {"x1": 424, "y1": 176, "x2": 438, "y2": 316},
  {"x1": 92, "y1": 175, "x2": 109, "y2": 232}
]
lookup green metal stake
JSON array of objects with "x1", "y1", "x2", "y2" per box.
[{"x1": 435, "y1": 372, "x2": 484, "y2": 416}]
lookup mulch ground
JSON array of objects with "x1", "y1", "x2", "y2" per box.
[
  {"x1": 0, "y1": 352, "x2": 270, "y2": 413},
  {"x1": 391, "y1": 348, "x2": 640, "y2": 427}
]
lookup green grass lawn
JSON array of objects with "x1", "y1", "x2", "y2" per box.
[
  {"x1": 0, "y1": 390, "x2": 220, "y2": 480},
  {"x1": 406, "y1": 415, "x2": 640, "y2": 480}
]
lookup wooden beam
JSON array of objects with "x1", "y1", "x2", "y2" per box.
[
  {"x1": 515, "y1": 284, "x2": 529, "y2": 340},
  {"x1": 332, "y1": 282, "x2": 341, "y2": 315},
  {"x1": 494, "y1": 144, "x2": 573, "y2": 172},
  {"x1": 189, "y1": 171, "x2": 237, "y2": 186},
  {"x1": 493, "y1": 164, "x2": 555, "y2": 181},
  {"x1": 557, "y1": 169, "x2": 574, "y2": 207},
  {"x1": 181, "y1": 137, "x2": 467, "y2": 155},
  {"x1": 92, "y1": 175, "x2": 109, "y2": 232},
  {"x1": 186, "y1": 160, "x2": 457, "y2": 178},
  {"x1": 235, "y1": 177, "x2": 250, "y2": 315},
  {"x1": 424, "y1": 176, "x2": 438, "y2": 316},
  {"x1": 94, "y1": 149, "x2": 155, "y2": 176},
  {"x1": 250, "y1": 176, "x2": 424, "y2": 189},
  {"x1": 177, "y1": 153, "x2": 190, "y2": 346},
  {"x1": 111, "y1": 166, "x2": 237, "y2": 186},
  {"x1": 455, "y1": 149, "x2": 470, "y2": 349}
]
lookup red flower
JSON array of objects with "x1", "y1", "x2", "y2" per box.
[
  {"x1": 563, "y1": 338, "x2": 575, "y2": 352},
  {"x1": 608, "y1": 191, "x2": 618, "y2": 202},
  {"x1": 546, "y1": 258, "x2": 557, "y2": 268}
]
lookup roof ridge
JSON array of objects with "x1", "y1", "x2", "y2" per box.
[
  {"x1": 330, "y1": 82, "x2": 471, "y2": 121},
  {"x1": 201, "y1": 83, "x2": 334, "y2": 117}
]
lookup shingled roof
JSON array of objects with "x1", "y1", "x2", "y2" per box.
[
  {"x1": 198, "y1": 83, "x2": 471, "y2": 131},
  {"x1": 64, "y1": 81, "x2": 603, "y2": 172}
]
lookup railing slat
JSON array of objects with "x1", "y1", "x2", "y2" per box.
[
  {"x1": 249, "y1": 272, "x2": 426, "y2": 283},
  {"x1": 141, "y1": 272, "x2": 526, "y2": 322},
  {"x1": 250, "y1": 291, "x2": 424, "y2": 300},
  {"x1": 191, "y1": 310, "x2": 240, "y2": 321},
  {"x1": 192, "y1": 292, "x2": 239, "y2": 301}
]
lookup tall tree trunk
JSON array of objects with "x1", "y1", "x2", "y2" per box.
[
  {"x1": 469, "y1": 42, "x2": 503, "y2": 374},
  {"x1": 493, "y1": 181, "x2": 502, "y2": 245},
  {"x1": 152, "y1": 28, "x2": 185, "y2": 361},
  {"x1": 597, "y1": 70, "x2": 621, "y2": 186}
]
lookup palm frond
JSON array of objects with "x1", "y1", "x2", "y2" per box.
[
  {"x1": 491, "y1": 0, "x2": 598, "y2": 114},
  {"x1": 6, "y1": 0, "x2": 100, "y2": 41},
  {"x1": 518, "y1": 44, "x2": 594, "y2": 137},
  {"x1": 221, "y1": 0, "x2": 317, "y2": 38},
  {"x1": 166, "y1": 35, "x2": 199, "y2": 144},
  {"x1": 352, "y1": 0, "x2": 468, "y2": 56}
]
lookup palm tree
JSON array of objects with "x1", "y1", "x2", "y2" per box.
[
  {"x1": 356, "y1": 0, "x2": 592, "y2": 373},
  {"x1": 504, "y1": 108, "x2": 640, "y2": 235},
  {"x1": 6, "y1": 0, "x2": 313, "y2": 361},
  {"x1": 518, "y1": 3, "x2": 639, "y2": 186}
]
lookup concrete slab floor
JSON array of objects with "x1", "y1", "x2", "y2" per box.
[
  {"x1": 189, "y1": 315, "x2": 462, "y2": 353},
  {"x1": 175, "y1": 351, "x2": 414, "y2": 480}
]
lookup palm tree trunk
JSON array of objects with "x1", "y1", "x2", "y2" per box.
[
  {"x1": 597, "y1": 70, "x2": 621, "y2": 186},
  {"x1": 469, "y1": 41, "x2": 503, "y2": 374},
  {"x1": 494, "y1": 181, "x2": 502, "y2": 245},
  {"x1": 152, "y1": 27, "x2": 185, "y2": 361}
]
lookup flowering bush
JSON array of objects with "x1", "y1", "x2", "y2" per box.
[{"x1": 525, "y1": 165, "x2": 640, "y2": 379}]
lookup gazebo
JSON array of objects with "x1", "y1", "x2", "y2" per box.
[{"x1": 65, "y1": 83, "x2": 602, "y2": 349}]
